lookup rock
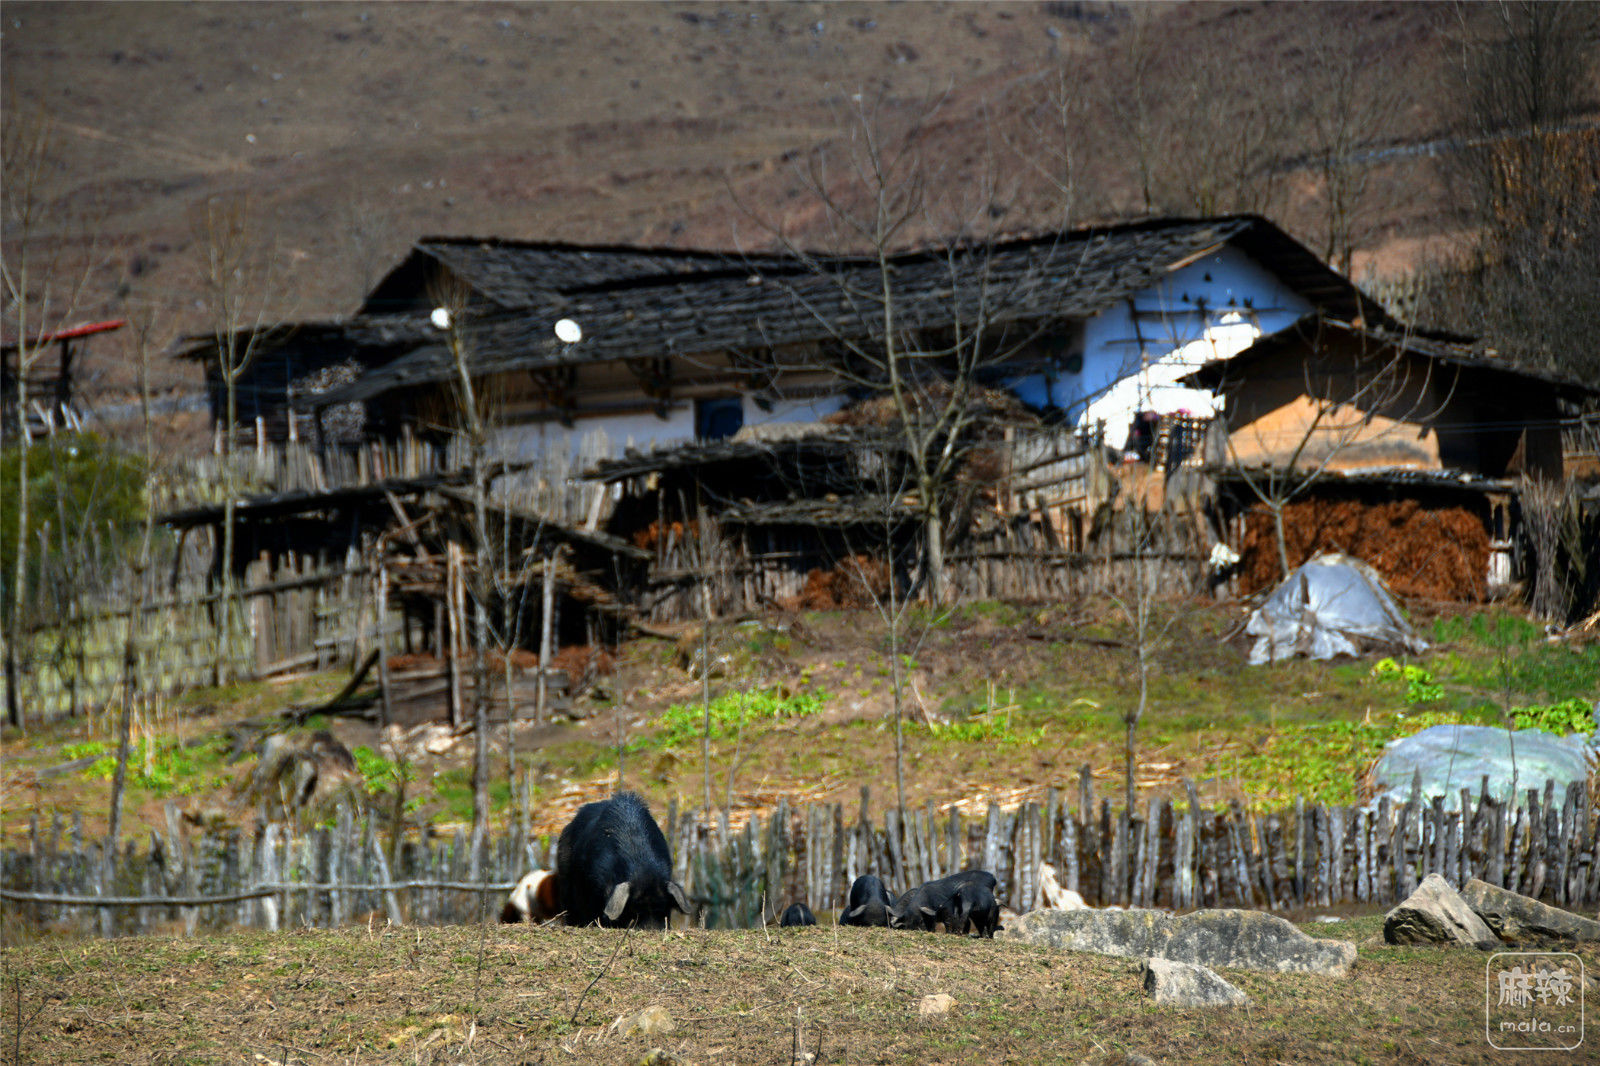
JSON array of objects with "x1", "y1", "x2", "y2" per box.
[
  {"x1": 1038, "y1": 861, "x2": 1090, "y2": 911},
  {"x1": 1384, "y1": 874, "x2": 1497, "y2": 947},
  {"x1": 1000, "y1": 907, "x2": 1356, "y2": 977},
  {"x1": 610, "y1": 1006, "x2": 675, "y2": 1038},
  {"x1": 917, "y1": 993, "x2": 956, "y2": 1019},
  {"x1": 1141, "y1": 958, "x2": 1250, "y2": 1007},
  {"x1": 1461, "y1": 879, "x2": 1600, "y2": 944},
  {"x1": 1078, "y1": 1053, "x2": 1158, "y2": 1066}
]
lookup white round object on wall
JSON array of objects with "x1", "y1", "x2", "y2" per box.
[{"x1": 554, "y1": 318, "x2": 582, "y2": 344}]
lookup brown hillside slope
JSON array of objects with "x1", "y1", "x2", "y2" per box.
[{"x1": 3, "y1": 1, "x2": 1594, "y2": 408}]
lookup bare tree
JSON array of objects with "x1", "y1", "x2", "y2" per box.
[
  {"x1": 744, "y1": 93, "x2": 1045, "y2": 608},
  {"x1": 1000, "y1": 61, "x2": 1092, "y2": 229},
  {"x1": 1, "y1": 106, "x2": 105, "y2": 731},
  {"x1": 435, "y1": 286, "x2": 496, "y2": 877},
  {"x1": 1299, "y1": 32, "x2": 1405, "y2": 277},
  {"x1": 193, "y1": 193, "x2": 276, "y2": 687},
  {"x1": 1416, "y1": 2, "x2": 1600, "y2": 381},
  {"x1": 1105, "y1": 500, "x2": 1195, "y2": 815},
  {"x1": 1102, "y1": 14, "x2": 1168, "y2": 215},
  {"x1": 1166, "y1": 35, "x2": 1288, "y2": 218},
  {"x1": 109, "y1": 308, "x2": 160, "y2": 847}
]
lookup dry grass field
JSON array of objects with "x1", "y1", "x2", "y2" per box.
[{"x1": 5, "y1": 915, "x2": 1595, "y2": 1065}]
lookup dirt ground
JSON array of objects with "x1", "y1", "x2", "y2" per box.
[{"x1": 4, "y1": 915, "x2": 1593, "y2": 1065}]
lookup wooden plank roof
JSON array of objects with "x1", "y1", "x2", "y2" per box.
[
  {"x1": 359, "y1": 237, "x2": 808, "y2": 313},
  {"x1": 319, "y1": 215, "x2": 1374, "y2": 408}
]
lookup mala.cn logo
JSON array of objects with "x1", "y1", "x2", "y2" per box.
[{"x1": 1486, "y1": 952, "x2": 1584, "y2": 1051}]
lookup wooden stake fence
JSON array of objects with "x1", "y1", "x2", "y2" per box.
[{"x1": 5, "y1": 770, "x2": 1597, "y2": 937}]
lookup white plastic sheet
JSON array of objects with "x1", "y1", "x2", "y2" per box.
[
  {"x1": 1246, "y1": 553, "x2": 1428, "y2": 664},
  {"x1": 1371, "y1": 724, "x2": 1595, "y2": 809}
]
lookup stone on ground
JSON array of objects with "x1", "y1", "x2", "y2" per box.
[
  {"x1": 610, "y1": 1005, "x2": 675, "y2": 1038},
  {"x1": 917, "y1": 993, "x2": 956, "y2": 1018},
  {"x1": 1383, "y1": 873, "x2": 1497, "y2": 947},
  {"x1": 1141, "y1": 957, "x2": 1251, "y2": 1007},
  {"x1": 1461, "y1": 879, "x2": 1600, "y2": 943},
  {"x1": 1000, "y1": 907, "x2": 1355, "y2": 977}
]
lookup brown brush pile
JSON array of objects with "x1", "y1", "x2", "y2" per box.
[
  {"x1": 1239, "y1": 498, "x2": 1490, "y2": 601},
  {"x1": 823, "y1": 384, "x2": 1033, "y2": 429},
  {"x1": 786, "y1": 554, "x2": 892, "y2": 610},
  {"x1": 550, "y1": 644, "x2": 616, "y2": 686},
  {"x1": 631, "y1": 519, "x2": 701, "y2": 552}
]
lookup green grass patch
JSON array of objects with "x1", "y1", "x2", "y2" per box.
[
  {"x1": 1211, "y1": 707, "x2": 1497, "y2": 807},
  {"x1": 67, "y1": 735, "x2": 232, "y2": 798},
  {"x1": 428, "y1": 768, "x2": 513, "y2": 822},
  {"x1": 653, "y1": 684, "x2": 828, "y2": 748}
]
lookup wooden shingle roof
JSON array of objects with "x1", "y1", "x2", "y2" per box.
[
  {"x1": 319, "y1": 215, "x2": 1371, "y2": 409},
  {"x1": 359, "y1": 237, "x2": 807, "y2": 313}
]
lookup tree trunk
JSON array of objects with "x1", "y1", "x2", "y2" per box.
[
  {"x1": 889, "y1": 613, "x2": 906, "y2": 815},
  {"x1": 701, "y1": 576, "x2": 713, "y2": 812},
  {"x1": 1271, "y1": 501, "x2": 1292, "y2": 580},
  {"x1": 8, "y1": 401, "x2": 30, "y2": 732},
  {"x1": 469, "y1": 462, "x2": 491, "y2": 880},
  {"x1": 923, "y1": 507, "x2": 946, "y2": 607},
  {"x1": 214, "y1": 374, "x2": 237, "y2": 687}
]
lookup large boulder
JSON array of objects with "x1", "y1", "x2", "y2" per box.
[
  {"x1": 1384, "y1": 874, "x2": 1497, "y2": 947},
  {"x1": 1461, "y1": 879, "x2": 1600, "y2": 944},
  {"x1": 1000, "y1": 907, "x2": 1355, "y2": 977},
  {"x1": 1141, "y1": 958, "x2": 1250, "y2": 1007}
]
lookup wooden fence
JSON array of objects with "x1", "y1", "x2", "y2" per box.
[
  {"x1": 6, "y1": 771, "x2": 1598, "y2": 937},
  {"x1": 3, "y1": 435, "x2": 607, "y2": 726}
]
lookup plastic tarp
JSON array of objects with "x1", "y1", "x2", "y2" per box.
[
  {"x1": 1245, "y1": 553, "x2": 1428, "y2": 664},
  {"x1": 1371, "y1": 724, "x2": 1595, "y2": 809}
]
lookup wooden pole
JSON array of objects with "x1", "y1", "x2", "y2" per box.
[
  {"x1": 536, "y1": 548, "x2": 555, "y2": 724},
  {"x1": 376, "y1": 556, "x2": 392, "y2": 729},
  {"x1": 446, "y1": 544, "x2": 462, "y2": 731}
]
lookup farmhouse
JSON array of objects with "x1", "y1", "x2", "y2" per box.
[
  {"x1": 157, "y1": 213, "x2": 1597, "y2": 723},
  {"x1": 1184, "y1": 317, "x2": 1600, "y2": 603},
  {"x1": 178, "y1": 215, "x2": 1374, "y2": 460}
]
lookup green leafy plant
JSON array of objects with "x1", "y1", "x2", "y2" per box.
[
  {"x1": 1370, "y1": 658, "x2": 1444, "y2": 704},
  {"x1": 351, "y1": 745, "x2": 403, "y2": 793},
  {"x1": 76, "y1": 737, "x2": 228, "y2": 796},
  {"x1": 1510, "y1": 698, "x2": 1594, "y2": 736},
  {"x1": 0, "y1": 433, "x2": 148, "y2": 615},
  {"x1": 655, "y1": 684, "x2": 828, "y2": 748}
]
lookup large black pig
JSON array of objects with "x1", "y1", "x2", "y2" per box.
[{"x1": 555, "y1": 792, "x2": 691, "y2": 928}]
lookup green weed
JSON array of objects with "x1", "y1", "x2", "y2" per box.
[
  {"x1": 351, "y1": 746, "x2": 411, "y2": 795},
  {"x1": 653, "y1": 684, "x2": 828, "y2": 748},
  {"x1": 929, "y1": 683, "x2": 1047, "y2": 746},
  {"x1": 1370, "y1": 659, "x2": 1444, "y2": 704},
  {"x1": 1215, "y1": 707, "x2": 1491, "y2": 807},
  {"x1": 1510, "y1": 698, "x2": 1594, "y2": 736},
  {"x1": 72, "y1": 736, "x2": 230, "y2": 797}
]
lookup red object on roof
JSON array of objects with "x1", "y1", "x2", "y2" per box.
[{"x1": 1, "y1": 318, "x2": 126, "y2": 351}]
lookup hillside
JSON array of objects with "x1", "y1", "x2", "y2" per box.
[{"x1": 9, "y1": 1, "x2": 1589, "y2": 412}]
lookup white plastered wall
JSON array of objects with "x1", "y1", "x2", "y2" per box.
[{"x1": 1006, "y1": 245, "x2": 1314, "y2": 450}]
